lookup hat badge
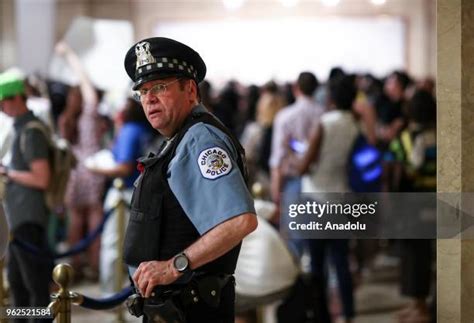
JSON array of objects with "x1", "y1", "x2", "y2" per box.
[{"x1": 135, "y1": 41, "x2": 156, "y2": 70}]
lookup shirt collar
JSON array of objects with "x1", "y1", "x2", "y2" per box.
[
  {"x1": 13, "y1": 110, "x2": 35, "y2": 130},
  {"x1": 295, "y1": 95, "x2": 315, "y2": 105},
  {"x1": 191, "y1": 103, "x2": 208, "y2": 114},
  {"x1": 139, "y1": 103, "x2": 208, "y2": 165}
]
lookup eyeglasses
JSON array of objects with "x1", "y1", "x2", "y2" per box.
[{"x1": 134, "y1": 78, "x2": 181, "y2": 101}]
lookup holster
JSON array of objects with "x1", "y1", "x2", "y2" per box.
[
  {"x1": 126, "y1": 293, "x2": 144, "y2": 317},
  {"x1": 143, "y1": 293, "x2": 186, "y2": 323}
]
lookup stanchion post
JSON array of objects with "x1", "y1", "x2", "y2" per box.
[
  {"x1": 251, "y1": 182, "x2": 264, "y2": 199},
  {"x1": 0, "y1": 258, "x2": 6, "y2": 323},
  {"x1": 49, "y1": 263, "x2": 80, "y2": 323},
  {"x1": 114, "y1": 179, "x2": 126, "y2": 323}
]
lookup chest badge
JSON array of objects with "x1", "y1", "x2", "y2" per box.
[{"x1": 198, "y1": 147, "x2": 233, "y2": 179}]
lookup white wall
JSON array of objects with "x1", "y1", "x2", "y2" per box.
[
  {"x1": 154, "y1": 16, "x2": 406, "y2": 85},
  {"x1": 15, "y1": 0, "x2": 56, "y2": 75},
  {"x1": 132, "y1": 0, "x2": 436, "y2": 80},
  {"x1": 0, "y1": 0, "x2": 16, "y2": 70}
]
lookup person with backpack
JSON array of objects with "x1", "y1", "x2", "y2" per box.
[{"x1": 0, "y1": 70, "x2": 53, "y2": 321}]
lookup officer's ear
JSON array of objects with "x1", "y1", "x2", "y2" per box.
[
  {"x1": 188, "y1": 80, "x2": 199, "y2": 99},
  {"x1": 188, "y1": 81, "x2": 193, "y2": 94},
  {"x1": 188, "y1": 80, "x2": 197, "y2": 94}
]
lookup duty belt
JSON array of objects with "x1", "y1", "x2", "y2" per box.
[{"x1": 127, "y1": 273, "x2": 234, "y2": 322}]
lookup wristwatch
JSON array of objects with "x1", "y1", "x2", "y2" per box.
[{"x1": 173, "y1": 252, "x2": 191, "y2": 273}]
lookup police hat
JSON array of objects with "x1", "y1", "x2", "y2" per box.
[
  {"x1": 124, "y1": 37, "x2": 206, "y2": 90},
  {"x1": 0, "y1": 70, "x2": 25, "y2": 100}
]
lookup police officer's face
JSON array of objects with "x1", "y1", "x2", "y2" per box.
[{"x1": 139, "y1": 77, "x2": 196, "y2": 137}]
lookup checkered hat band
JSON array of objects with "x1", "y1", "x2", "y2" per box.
[{"x1": 136, "y1": 57, "x2": 197, "y2": 79}]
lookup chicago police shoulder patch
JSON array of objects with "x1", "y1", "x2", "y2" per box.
[{"x1": 198, "y1": 146, "x2": 233, "y2": 179}]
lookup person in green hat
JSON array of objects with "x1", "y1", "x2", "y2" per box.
[
  {"x1": 0, "y1": 70, "x2": 53, "y2": 319},
  {"x1": 0, "y1": 71, "x2": 25, "y2": 100}
]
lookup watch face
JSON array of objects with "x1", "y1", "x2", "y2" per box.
[{"x1": 174, "y1": 254, "x2": 189, "y2": 272}]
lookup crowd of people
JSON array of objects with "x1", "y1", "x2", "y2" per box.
[
  {"x1": 0, "y1": 39, "x2": 436, "y2": 323},
  {"x1": 236, "y1": 68, "x2": 435, "y2": 323}
]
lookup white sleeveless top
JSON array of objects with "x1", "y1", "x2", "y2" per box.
[{"x1": 302, "y1": 110, "x2": 359, "y2": 194}]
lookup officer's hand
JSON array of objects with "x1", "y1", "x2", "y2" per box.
[{"x1": 133, "y1": 260, "x2": 181, "y2": 298}]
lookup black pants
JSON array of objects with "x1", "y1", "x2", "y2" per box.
[
  {"x1": 7, "y1": 224, "x2": 53, "y2": 323},
  {"x1": 143, "y1": 279, "x2": 235, "y2": 323},
  {"x1": 400, "y1": 239, "x2": 433, "y2": 298},
  {"x1": 309, "y1": 239, "x2": 354, "y2": 322}
]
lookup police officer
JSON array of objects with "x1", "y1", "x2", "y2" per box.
[{"x1": 123, "y1": 37, "x2": 257, "y2": 322}]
